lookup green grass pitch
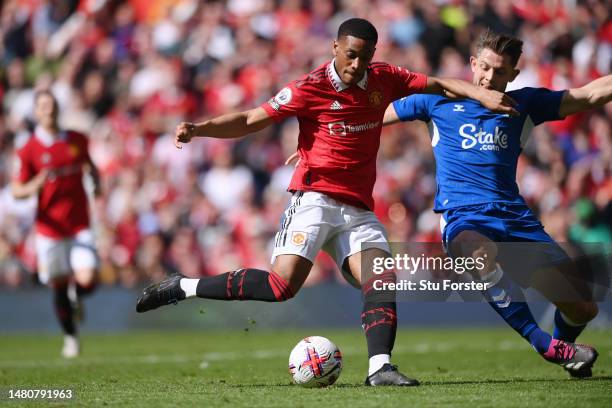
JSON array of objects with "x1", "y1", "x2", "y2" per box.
[{"x1": 1, "y1": 328, "x2": 610, "y2": 407}]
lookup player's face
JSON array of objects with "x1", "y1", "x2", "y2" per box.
[
  {"x1": 333, "y1": 36, "x2": 376, "y2": 86},
  {"x1": 34, "y1": 93, "x2": 59, "y2": 128},
  {"x1": 470, "y1": 48, "x2": 519, "y2": 92}
]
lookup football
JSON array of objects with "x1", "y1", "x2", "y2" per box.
[{"x1": 288, "y1": 336, "x2": 343, "y2": 387}]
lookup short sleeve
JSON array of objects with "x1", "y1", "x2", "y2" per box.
[
  {"x1": 13, "y1": 146, "x2": 33, "y2": 183},
  {"x1": 392, "y1": 94, "x2": 432, "y2": 122},
  {"x1": 389, "y1": 65, "x2": 428, "y2": 100},
  {"x1": 524, "y1": 88, "x2": 564, "y2": 125},
  {"x1": 260, "y1": 81, "x2": 308, "y2": 122}
]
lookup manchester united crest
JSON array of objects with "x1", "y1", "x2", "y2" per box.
[
  {"x1": 68, "y1": 144, "x2": 80, "y2": 157},
  {"x1": 291, "y1": 231, "x2": 307, "y2": 246},
  {"x1": 368, "y1": 90, "x2": 383, "y2": 107}
]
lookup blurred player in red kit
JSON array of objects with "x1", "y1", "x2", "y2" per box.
[
  {"x1": 136, "y1": 18, "x2": 516, "y2": 385},
  {"x1": 12, "y1": 90, "x2": 101, "y2": 358}
]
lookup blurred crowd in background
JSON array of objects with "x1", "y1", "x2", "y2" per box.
[{"x1": 0, "y1": 0, "x2": 610, "y2": 289}]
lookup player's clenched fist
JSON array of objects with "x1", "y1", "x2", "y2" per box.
[{"x1": 174, "y1": 122, "x2": 196, "y2": 148}]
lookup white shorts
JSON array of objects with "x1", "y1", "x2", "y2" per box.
[
  {"x1": 271, "y1": 191, "x2": 390, "y2": 287},
  {"x1": 35, "y1": 229, "x2": 99, "y2": 285}
]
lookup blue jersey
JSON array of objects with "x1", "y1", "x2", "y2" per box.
[{"x1": 392, "y1": 87, "x2": 565, "y2": 212}]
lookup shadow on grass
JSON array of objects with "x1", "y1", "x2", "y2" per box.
[
  {"x1": 224, "y1": 384, "x2": 361, "y2": 388},
  {"x1": 222, "y1": 376, "x2": 612, "y2": 388},
  {"x1": 424, "y1": 376, "x2": 612, "y2": 386}
]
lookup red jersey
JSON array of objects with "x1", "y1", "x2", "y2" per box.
[
  {"x1": 14, "y1": 127, "x2": 91, "y2": 238},
  {"x1": 261, "y1": 60, "x2": 427, "y2": 210}
]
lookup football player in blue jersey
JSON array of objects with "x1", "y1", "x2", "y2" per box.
[{"x1": 385, "y1": 29, "x2": 611, "y2": 377}]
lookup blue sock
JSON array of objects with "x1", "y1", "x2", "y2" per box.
[
  {"x1": 484, "y1": 269, "x2": 552, "y2": 354},
  {"x1": 553, "y1": 309, "x2": 586, "y2": 342}
]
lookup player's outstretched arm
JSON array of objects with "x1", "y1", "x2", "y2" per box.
[
  {"x1": 423, "y1": 77, "x2": 519, "y2": 116},
  {"x1": 383, "y1": 104, "x2": 401, "y2": 126},
  {"x1": 174, "y1": 107, "x2": 274, "y2": 148},
  {"x1": 559, "y1": 74, "x2": 612, "y2": 118}
]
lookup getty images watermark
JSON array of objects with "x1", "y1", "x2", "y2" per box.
[
  {"x1": 360, "y1": 242, "x2": 611, "y2": 303},
  {"x1": 371, "y1": 253, "x2": 490, "y2": 292}
]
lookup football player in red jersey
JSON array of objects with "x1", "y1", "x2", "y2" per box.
[
  {"x1": 136, "y1": 18, "x2": 517, "y2": 386},
  {"x1": 12, "y1": 90, "x2": 101, "y2": 358}
]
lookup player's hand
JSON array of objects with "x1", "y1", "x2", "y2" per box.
[
  {"x1": 480, "y1": 90, "x2": 519, "y2": 116},
  {"x1": 285, "y1": 152, "x2": 301, "y2": 167},
  {"x1": 175, "y1": 122, "x2": 196, "y2": 149},
  {"x1": 32, "y1": 168, "x2": 50, "y2": 191}
]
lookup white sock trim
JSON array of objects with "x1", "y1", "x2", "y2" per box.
[
  {"x1": 480, "y1": 264, "x2": 503, "y2": 287},
  {"x1": 179, "y1": 278, "x2": 199, "y2": 298},
  {"x1": 368, "y1": 354, "x2": 391, "y2": 376}
]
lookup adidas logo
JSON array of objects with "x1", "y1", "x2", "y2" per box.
[{"x1": 330, "y1": 100, "x2": 343, "y2": 110}]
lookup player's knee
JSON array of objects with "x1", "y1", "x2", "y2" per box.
[
  {"x1": 271, "y1": 255, "x2": 312, "y2": 298},
  {"x1": 562, "y1": 302, "x2": 598, "y2": 324},
  {"x1": 452, "y1": 231, "x2": 498, "y2": 273},
  {"x1": 269, "y1": 270, "x2": 300, "y2": 300},
  {"x1": 575, "y1": 302, "x2": 598, "y2": 323},
  {"x1": 472, "y1": 245, "x2": 496, "y2": 269},
  {"x1": 464, "y1": 245, "x2": 497, "y2": 281},
  {"x1": 74, "y1": 268, "x2": 97, "y2": 287}
]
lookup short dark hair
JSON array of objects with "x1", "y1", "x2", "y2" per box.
[
  {"x1": 337, "y1": 18, "x2": 378, "y2": 43},
  {"x1": 476, "y1": 29, "x2": 523, "y2": 67}
]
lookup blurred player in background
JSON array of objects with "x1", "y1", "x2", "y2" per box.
[
  {"x1": 136, "y1": 18, "x2": 517, "y2": 386},
  {"x1": 386, "y1": 29, "x2": 612, "y2": 377},
  {"x1": 11, "y1": 90, "x2": 101, "y2": 358}
]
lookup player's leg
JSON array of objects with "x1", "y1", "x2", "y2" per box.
[
  {"x1": 552, "y1": 302, "x2": 598, "y2": 342},
  {"x1": 345, "y1": 248, "x2": 418, "y2": 386},
  {"x1": 531, "y1": 263, "x2": 599, "y2": 377},
  {"x1": 136, "y1": 255, "x2": 311, "y2": 312},
  {"x1": 451, "y1": 230, "x2": 553, "y2": 353},
  {"x1": 69, "y1": 229, "x2": 99, "y2": 322},
  {"x1": 37, "y1": 234, "x2": 79, "y2": 358},
  {"x1": 136, "y1": 191, "x2": 326, "y2": 312},
  {"x1": 50, "y1": 276, "x2": 80, "y2": 358},
  {"x1": 451, "y1": 229, "x2": 598, "y2": 375},
  {"x1": 528, "y1": 254, "x2": 599, "y2": 342},
  {"x1": 72, "y1": 264, "x2": 97, "y2": 296},
  {"x1": 326, "y1": 206, "x2": 418, "y2": 386},
  {"x1": 185, "y1": 254, "x2": 311, "y2": 301},
  {"x1": 508, "y1": 222, "x2": 600, "y2": 377}
]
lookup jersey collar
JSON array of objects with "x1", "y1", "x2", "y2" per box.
[
  {"x1": 327, "y1": 59, "x2": 368, "y2": 92},
  {"x1": 34, "y1": 125, "x2": 66, "y2": 147}
]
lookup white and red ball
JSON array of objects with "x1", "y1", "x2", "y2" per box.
[{"x1": 288, "y1": 336, "x2": 343, "y2": 387}]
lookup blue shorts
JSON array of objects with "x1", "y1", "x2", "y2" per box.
[{"x1": 440, "y1": 202, "x2": 571, "y2": 286}]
